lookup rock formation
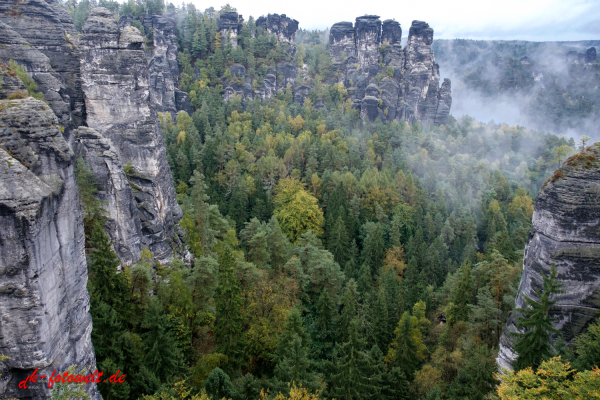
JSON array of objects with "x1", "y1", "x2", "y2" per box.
[
  {"x1": 0, "y1": 1, "x2": 189, "y2": 397},
  {"x1": 218, "y1": 11, "x2": 244, "y2": 48},
  {"x1": 329, "y1": 17, "x2": 452, "y2": 125},
  {"x1": 79, "y1": 7, "x2": 182, "y2": 262},
  {"x1": 256, "y1": 13, "x2": 299, "y2": 43},
  {"x1": 498, "y1": 145, "x2": 600, "y2": 371},
  {"x1": 0, "y1": 96, "x2": 99, "y2": 399},
  {"x1": 117, "y1": 14, "x2": 192, "y2": 115},
  {"x1": 222, "y1": 13, "x2": 300, "y2": 102}
]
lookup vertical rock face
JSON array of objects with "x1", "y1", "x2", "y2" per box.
[
  {"x1": 0, "y1": 98, "x2": 98, "y2": 399},
  {"x1": 327, "y1": 17, "x2": 452, "y2": 125},
  {"x1": 498, "y1": 145, "x2": 600, "y2": 371},
  {"x1": 0, "y1": 0, "x2": 84, "y2": 129},
  {"x1": 218, "y1": 11, "x2": 243, "y2": 48},
  {"x1": 256, "y1": 13, "x2": 299, "y2": 43},
  {"x1": 355, "y1": 15, "x2": 381, "y2": 67},
  {"x1": 119, "y1": 14, "x2": 192, "y2": 115},
  {"x1": 329, "y1": 22, "x2": 356, "y2": 64},
  {"x1": 79, "y1": 7, "x2": 182, "y2": 262},
  {"x1": 0, "y1": 1, "x2": 189, "y2": 398},
  {"x1": 382, "y1": 20, "x2": 402, "y2": 45},
  {"x1": 222, "y1": 13, "x2": 301, "y2": 102}
]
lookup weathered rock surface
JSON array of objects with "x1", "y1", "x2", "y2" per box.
[
  {"x1": 0, "y1": 0, "x2": 85, "y2": 129},
  {"x1": 328, "y1": 16, "x2": 452, "y2": 125},
  {"x1": 0, "y1": 2, "x2": 190, "y2": 398},
  {"x1": 0, "y1": 98, "x2": 99, "y2": 399},
  {"x1": 498, "y1": 144, "x2": 600, "y2": 371},
  {"x1": 119, "y1": 13, "x2": 192, "y2": 115},
  {"x1": 80, "y1": 7, "x2": 182, "y2": 261},
  {"x1": 218, "y1": 11, "x2": 244, "y2": 48},
  {"x1": 256, "y1": 13, "x2": 299, "y2": 43}
]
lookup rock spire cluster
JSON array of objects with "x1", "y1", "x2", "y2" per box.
[{"x1": 329, "y1": 17, "x2": 451, "y2": 124}]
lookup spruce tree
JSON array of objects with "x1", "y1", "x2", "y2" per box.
[
  {"x1": 327, "y1": 214, "x2": 350, "y2": 267},
  {"x1": 142, "y1": 299, "x2": 184, "y2": 383},
  {"x1": 329, "y1": 319, "x2": 376, "y2": 400},
  {"x1": 512, "y1": 265, "x2": 564, "y2": 371},
  {"x1": 87, "y1": 222, "x2": 131, "y2": 320},
  {"x1": 387, "y1": 311, "x2": 420, "y2": 380},
  {"x1": 214, "y1": 247, "x2": 245, "y2": 372},
  {"x1": 205, "y1": 367, "x2": 236, "y2": 400},
  {"x1": 338, "y1": 280, "x2": 359, "y2": 343}
]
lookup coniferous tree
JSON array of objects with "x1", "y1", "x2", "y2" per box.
[
  {"x1": 214, "y1": 247, "x2": 245, "y2": 372},
  {"x1": 386, "y1": 311, "x2": 420, "y2": 380},
  {"x1": 87, "y1": 222, "x2": 131, "y2": 319},
  {"x1": 205, "y1": 367, "x2": 236, "y2": 400},
  {"x1": 142, "y1": 299, "x2": 184, "y2": 383},
  {"x1": 512, "y1": 264, "x2": 564, "y2": 371},
  {"x1": 327, "y1": 214, "x2": 350, "y2": 267},
  {"x1": 328, "y1": 319, "x2": 376, "y2": 400},
  {"x1": 338, "y1": 280, "x2": 359, "y2": 343}
]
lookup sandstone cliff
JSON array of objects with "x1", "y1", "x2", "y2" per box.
[
  {"x1": 0, "y1": 1, "x2": 189, "y2": 397},
  {"x1": 498, "y1": 145, "x2": 600, "y2": 370},
  {"x1": 329, "y1": 17, "x2": 452, "y2": 125},
  {"x1": 0, "y1": 96, "x2": 99, "y2": 399},
  {"x1": 79, "y1": 7, "x2": 182, "y2": 263}
]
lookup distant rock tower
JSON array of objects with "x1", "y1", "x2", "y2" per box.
[
  {"x1": 218, "y1": 11, "x2": 244, "y2": 48},
  {"x1": 328, "y1": 16, "x2": 452, "y2": 125}
]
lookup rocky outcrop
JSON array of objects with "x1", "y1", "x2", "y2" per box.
[
  {"x1": 118, "y1": 14, "x2": 192, "y2": 115},
  {"x1": 79, "y1": 7, "x2": 182, "y2": 261},
  {"x1": 586, "y1": 47, "x2": 597, "y2": 64},
  {"x1": 498, "y1": 144, "x2": 600, "y2": 371},
  {"x1": 0, "y1": 0, "x2": 85, "y2": 129},
  {"x1": 256, "y1": 13, "x2": 299, "y2": 43},
  {"x1": 218, "y1": 11, "x2": 244, "y2": 48},
  {"x1": 328, "y1": 17, "x2": 452, "y2": 125},
  {"x1": 0, "y1": 98, "x2": 99, "y2": 399}
]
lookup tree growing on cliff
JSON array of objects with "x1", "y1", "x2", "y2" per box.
[{"x1": 512, "y1": 264, "x2": 564, "y2": 371}]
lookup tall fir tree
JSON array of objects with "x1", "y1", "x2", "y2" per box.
[{"x1": 512, "y1": 264, "x2": 564, "y2": 371}]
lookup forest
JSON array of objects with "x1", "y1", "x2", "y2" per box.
[
  {"x1": 55, "y1": 0, "x2": 600, "y2": 399},
  {"x1": 432, "y1": 39, "x2": 600, "y2": 134}
]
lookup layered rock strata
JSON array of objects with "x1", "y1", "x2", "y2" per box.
[
  {"x1": 498, "y1": 144, "x2": 600, "y2": 370},
  {"x1": 329, "y1": 17, "x2": 451, "y2": 125},
  {"x1": 0, "y1": 98, "x2": 99, "y2": 399},
  {"x1": 79, "y1": 7, "x2": 182, "y2": 262}
]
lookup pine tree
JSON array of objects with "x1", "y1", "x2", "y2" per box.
[{"x1": 512, "y1": 264, "x2": 564, "y2": 371}]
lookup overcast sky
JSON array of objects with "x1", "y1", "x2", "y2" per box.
[{"x1": 191, "y1": 0, "x2": 600, "y2": 41}]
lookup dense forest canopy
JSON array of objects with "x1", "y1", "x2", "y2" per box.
[{"x1": 55, "y1": 0, "x2": 600, "y2": 399}]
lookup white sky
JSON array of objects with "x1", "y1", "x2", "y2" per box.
[{"x1": 190, "y1": 0, "x2": 600, "y2": 41}]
